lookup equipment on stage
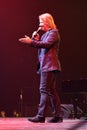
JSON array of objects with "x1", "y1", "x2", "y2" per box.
[
  {"x1": 62, "y1": 78, "x2": 87, "y2": 93},
  {"x1": 61, "y1": 78, "x2": 87, "y2": 118}
]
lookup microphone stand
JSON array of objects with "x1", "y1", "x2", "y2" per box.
[{"x1": 19, "y1": 88, "x2": 23, "y2": 117}]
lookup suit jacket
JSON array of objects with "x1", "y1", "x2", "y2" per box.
[{"x1": 30, "y1": 29, "x2": 61, "y2": 73}]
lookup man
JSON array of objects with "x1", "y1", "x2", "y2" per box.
[{"x1": 19, "y1": 13, "x2": 63, "y2": 123}]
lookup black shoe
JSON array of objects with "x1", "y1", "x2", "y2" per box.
[
  {"x1": 48, "y1": 116, "x2": 63, "y2": 123},
  {"x1": 28, "y1": 116, "x2": 45, "y2": 123}
]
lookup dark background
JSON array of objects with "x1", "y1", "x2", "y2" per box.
[{"x1": 0, "y1": 0, "x2": 87, "y2": 116}]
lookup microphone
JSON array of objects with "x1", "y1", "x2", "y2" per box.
[
  {"x1": 36, "y1": 27, "x2": 41, "y2": 33},
  {"x1": 32, "y1": 27, "x2": 41, "y2": 39}
]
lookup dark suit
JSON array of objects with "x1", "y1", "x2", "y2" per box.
[
  {"x1": 30, "y1": 29, "x2": 61, "y2": 73},
  {"x1": 30, "y1": 29, "x2": 62, "y2": 118}
]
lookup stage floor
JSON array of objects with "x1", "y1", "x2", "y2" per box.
[{"x1": 0, "y1": 117, "x2": 87, "y2": 130}]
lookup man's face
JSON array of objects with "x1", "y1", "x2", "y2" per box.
[{"x1": 39, "y1": 19, "x2": 48, "y2": 31}]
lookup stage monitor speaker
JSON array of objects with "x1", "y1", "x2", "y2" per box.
[{"x1": 61, "y1": 104, "x2": 83, "y2": 118}]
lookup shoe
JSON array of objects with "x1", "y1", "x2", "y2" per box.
[
  {"x1": 48, "y1": 116, "x2": 63, "y2": 123},
  {"x1": 28, "y1": 116, "x2": 45, "y2": 123}
]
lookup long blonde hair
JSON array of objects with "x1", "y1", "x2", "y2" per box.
[{"x1": 39, "y1": 13, "x2": 57, "y2": 29}]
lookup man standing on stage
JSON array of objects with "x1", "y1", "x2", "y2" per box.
[{"x1": 19, "y1": 13, "x2": 63, "y2": 123}]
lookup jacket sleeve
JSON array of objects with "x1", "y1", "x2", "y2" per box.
[{"x1": 29, "y1": 29, "x2": 60, "y2": 48}]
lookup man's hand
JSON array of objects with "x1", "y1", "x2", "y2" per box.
[
  {"x1": 19, "y1": 35, "x2": 31, "y2": 44},
  {"x1": 32, "y1": 31, "x2": 40, "y2": 40}
]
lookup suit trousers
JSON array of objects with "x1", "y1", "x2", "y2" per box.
[{"x1": 37, "y1": 70, "x2": 61, "y2": 118}]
